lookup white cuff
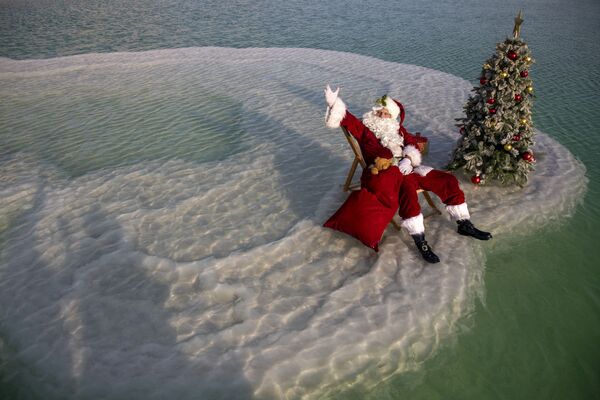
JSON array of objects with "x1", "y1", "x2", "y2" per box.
[
  {"x1": 413, "y1": 165, "x2": 433, "y2": 176},
  {"x1": 402, "y1": 145, "x2": 422, "y2": 167},
  {"x1": 325, "y1": 97, "x2": 347, "y2": 128},
  {"x1": 400, "y1": 214, "x2": 425, "y2": 235},
  {"x1": 445, "y1": 203, "x2": 470, "y2": 221}
]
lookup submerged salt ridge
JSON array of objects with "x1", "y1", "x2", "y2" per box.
[{"x1": 0, "y1": 48, "x2": 586, "y2": 399}]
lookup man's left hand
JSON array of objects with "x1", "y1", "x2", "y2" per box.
[{"x1": 398, "y1": 158, "x2": 413, "y2": 175}]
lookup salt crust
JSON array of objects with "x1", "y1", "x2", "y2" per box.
[{"x1": 0, "y1": 48, "x2": 586, "y2": 399}]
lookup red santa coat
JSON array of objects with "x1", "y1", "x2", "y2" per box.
[
  {"x1": 324, "y1": 98, "x2": 467, "y2": 249},
  {"x1": 323, "y1": 100, "x2": 418, "y2": 250},
  {"x1": 339, "y1": 101, "x2": 422, "y2": 165},
  {"x1": 337, "y1": 99, "x2": 466, "y2": 217},
  {"x1": 338, "y1": 100, "x2": 424, "y2": 209}
]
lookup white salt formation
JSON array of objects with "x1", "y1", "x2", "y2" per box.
[{"x1": 0, "y1": 48, "x2": 586, "y2": 399}]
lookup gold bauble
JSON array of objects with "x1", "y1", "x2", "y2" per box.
[
  {"x1": 526, "y1": 86, "x2": 534, "y2": 93},
  {"x1": 525, "y1": 56, "x2": 532, "y2": 62},
  {"x1": 504, "y1": 143, "x2": 513, "y2": 151},
  {"x1": 500, "y1": 71, "x2": 509, "y2": 78},
  {"x1": 520, "y1": 118, "x2": 528, "y2": 125}
]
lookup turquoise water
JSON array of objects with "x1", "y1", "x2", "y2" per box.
[{"x1": 1, "y1": 0, "x2": 599, "y2": 399}]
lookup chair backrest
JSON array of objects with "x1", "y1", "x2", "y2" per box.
[
  {"x1": 341, "y1": 126, "x2": 367, "y2": 169},
  {"x1": 340, "y1": 126, "x2": 368, "y2": 192}
]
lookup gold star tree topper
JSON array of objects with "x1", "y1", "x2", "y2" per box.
[{"x1": 513, "y1": 10, "x2": 524, "y2": 38}]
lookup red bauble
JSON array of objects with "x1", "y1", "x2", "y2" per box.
[
  {"x1": 489, "y1": 108, "x2": 497, "y2": 114},
  {"x1": 460, "y1": 127, "x2": 465, "y2": 134},
  {"x1": 487, "y1": 98, "x2": 496, "y2": 105},
  {"x1": 522, "y1": 151, "x2": 534, "y2": 162},
  {"x1": 514, "y1": 94, "x2": 522, "y2": 102},
  {"x1": 520, "y1": 70, "x2": 529, "y2": 78},
  {"x1": 471, "y1": 175, "x2": 481, "y2": 184},
  {"x1": 480, "y1": 78, "x2": 487, "y2": 85},
  {"x1": 512, "y1": 134, "x2": 522, "y2": 141},
  {"x1": 507, "y1": 51, "x2": 518, "y2": 60}
]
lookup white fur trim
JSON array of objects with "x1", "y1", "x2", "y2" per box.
[
  {"x1": 400, "y1": 213, "x2": 425, "y2": 235},
  {"x1": 445, "y1": 203, "x2": 470, "y2": 221},
  {"x1": 402, "y1": 144, "x2": 422, "y2": 167},
  {"x1": 325, "y1": 97, "x2": 347, "y2": 128},
  {"x1": 383, "y1": 96, "x2": 400, "y2": 119},
  {"x1": 413, "y1": 165, "x2": 433, "y2": 176}
]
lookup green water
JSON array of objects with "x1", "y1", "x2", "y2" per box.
[
  {"x1": 1, "y1": 0, "x2": 599, "y2": 398},
  {"x1": 367, "y1": 228, "x2": 599, "y2": 399}
]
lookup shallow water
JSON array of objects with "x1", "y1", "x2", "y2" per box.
[{"x1": 1, "y1": 0, "x2": 599, "y2": 399}]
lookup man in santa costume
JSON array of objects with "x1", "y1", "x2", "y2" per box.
[{"x1": 324, "y1": 85, "x2": 492, "y2": 263}]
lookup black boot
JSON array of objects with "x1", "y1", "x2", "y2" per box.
[
  {"x1": 457, "y1": 219, "x2": 492, "y2": 240},
  {"x1": 411, "y1": 233, "x2": 440, "y2": 264}
]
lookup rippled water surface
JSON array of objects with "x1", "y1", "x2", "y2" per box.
[{"x1": 1, "y1": 0, "x2": 599, "y2": 399}]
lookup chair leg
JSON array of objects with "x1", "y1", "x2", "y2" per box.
[
  {"x1": 422, "y1": 191, "x2": 442, "y2": 217},
  {"x1": 391, "y1": 219, "x2": 402, "y2": 231},
  {"x1": 343, "y1": 158, "x2": 360, "y2": 192}
]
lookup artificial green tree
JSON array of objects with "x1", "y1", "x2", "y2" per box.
[{"x1": 449, "y1": 11, "x2": 536, "y2": 186}]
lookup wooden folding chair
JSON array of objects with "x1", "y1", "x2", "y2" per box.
[{"x1": 340, "y1": 126, "x2": 442, "y2": 230}]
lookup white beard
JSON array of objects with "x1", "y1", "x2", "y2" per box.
[{"x1": 362, "y1": 111, "x2": 404, "y2": 157}]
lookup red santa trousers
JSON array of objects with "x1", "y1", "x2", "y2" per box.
[{"x1": 398, "y1": 170, "x2": 465, "y2": 219}]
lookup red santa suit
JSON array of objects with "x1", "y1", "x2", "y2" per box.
[{"x1": 326, "y1": 95, "x2": 471, "y2": 237}]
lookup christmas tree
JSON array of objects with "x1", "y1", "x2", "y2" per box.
[{"x1": 449, "y1": 11, "x2": 536, "y2": 187}]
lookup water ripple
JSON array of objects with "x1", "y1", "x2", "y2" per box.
[{"x1": 0, "y1": 48, "x2": 587, "y2": 399}]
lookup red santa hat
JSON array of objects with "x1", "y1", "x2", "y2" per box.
[{"x1": 374, "y1": 95, "x2": 401, "y2": 120}]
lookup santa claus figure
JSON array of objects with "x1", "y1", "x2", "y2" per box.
[{"x1": 324, "y1": 85, "x2": 492, "y2": 263}]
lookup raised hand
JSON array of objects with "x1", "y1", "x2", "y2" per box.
[{"x1": 324, "y1": 85, "x2": 340, "y2": 107}]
